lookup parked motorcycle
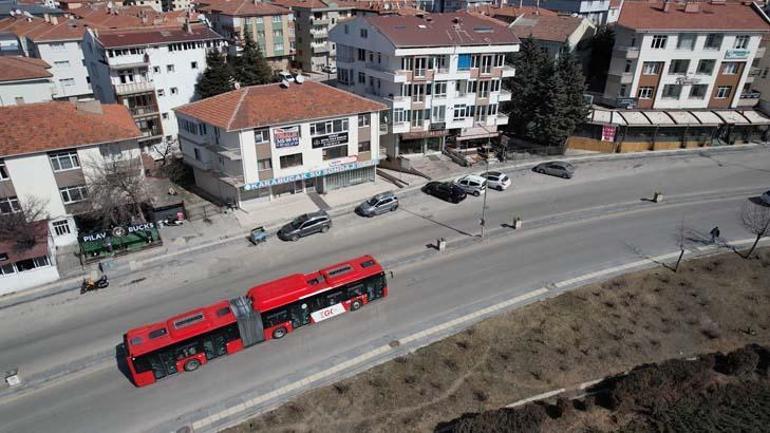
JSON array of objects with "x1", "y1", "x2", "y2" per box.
[
  {"x1": 81, "y1": 275, "x2": 109, "y2": 294},
  {"x1": 158, "y1": 218, "x2": 184, "y2": 227}
]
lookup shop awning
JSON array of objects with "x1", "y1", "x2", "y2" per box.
[{"x1": 587, "y1": 108, "x2": 770, "y2": 127}]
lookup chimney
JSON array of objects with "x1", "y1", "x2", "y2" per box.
[
  {"x1": 43, "y1": 13, "x2": 50, "y2": 22},
  {"x1": 184, "y1": 19, "x2": 193, "y2": 33},
  {"x1": 74, "y1": 99, "x2": 104, "y2": 115},
  {"x1": 50, "y1": 15, "x2": 58, "y2": 25},
  {"x1": 684, "y1": 1, "x2": 699, "y2": 12},
  {"x1": 662, "y1": 0, "x2": 672, "y2": 12}
]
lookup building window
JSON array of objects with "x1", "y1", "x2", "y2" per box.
[
  {"x1": 279, "y1": 153, "x2": 303, "y2": 168},
  {"x1": 358, "y1": 113, "x2": 370, "y2": 127},
  {"x1": 157, "y1": 89, "x2": 165, "y2": 97},
  {"x1": 272, "y1": 15, "x2": 281, "y2": 23},
  {"x1": 360, "y1": 28, "x2": 367, "y2": 38},
  {"x1": 453, "y1": 104, "x2": 468, "y2": 120},
  {"x1": 167, "y1": 64, "x2": 175, "y2": 72},
  {"x1": 0, "y1": 196, "x2": 21, "y2": 214},
  {"x1": 642, "y1": 62, "x2": 662, "y2": 75},
  {"x1": 433, "y1": 81, "x2": 447, "y2": 97},
  {"x1": 153, "y1": 66, "x2": 160, "y2": 73},
  {"x1": 651, "y1": 35, "x2": 667, "y2": 49},
  {"x1": 358, "y1": 72, "x2": 365, "y2": 84},
  {"x1": 637, "y1": 87, "x2": 654, "y2": 99},
  {"x1": 59, "y1": 185, "x2": 88, "y2": 204},
  {"x1": 171, "y1": 87, "x2": 179, "y2": 95},
  {"x1": 393, "y1": 108, "x2": 407, "y2": 123},
  {"x1": 14, "y1": 97, "x2": 24, "y2": 104},
  {"x1": 677, "y1": 33, "x2": 696, "y2": 50},
  {"x1": 704, "y1": 34, "x2": 723, "y2": 50},
  {"x1": 191, "y1": 61, "x2": 198, "y2": 69},
  {"x1": 734, "y1": 35, "x2": 750, "y2": 49},
  {"x1": 49, "y1": 150, "x2": 80, "y2": 171},
  {"x1": 54, "y1": 60, "x2": 70, "y2": 67},
  {"x1": 344, "y1": 24, "x2": 349, "y2": 34},
  {"x1": 59, "y1": 78, "x2": 75, "y2": 87},
  {"x1": 358, "y1": 141, "x2": 370, "y2": 152},
  {"x1": 722, "y1": 62, "x2": 740, "y2": 75},
  {"x1": 432, "y1": 105, "x2": 446, "y2": 122},
  {"x1": 715, "y1": 86, "x2": 731, "y2": 99},
  {"x1": 619, "y1": 84, "x2": 627, "y2": 97},
  {"x1": 0, "y1": 160, "x2": 8, "y2": 180},
  {"x1": 357, "y1": 49, "x2": 366, "y2": 61},
  {"x1": 696, "y1": 59, "x2": 715, "y2": 75},
  {"x1": 624, "y1": 60, "x2": 632, "y2": 73},
  {"x1": 53, "y1": 220, "x2": 71, "y2": 236},
  {"x1": 458, "y1": 54, "x2": 471, "y2": 71},
  {"x1": 274, "y1": 42, "x2": 284, "y2": 52},
  {"x1": 257, "y1": 158, "x2": 272, "y2": 171},
  {"x1": 255, "y1": 128, "x2": 269, "y2": 143},
  {"x1": 662, "y1": 84, "x2": 682, "y2": 99},
  {"x1": 162, "y1": 112, "x2": 169, "y2": 120},
  {"x1": 689, "y1": 84, "x2": 708, "y2": 99},
  {"x1": 310, "y1": 118, "x2": 348, "y2": 136},
  {"x1": 322, "y1": 145, "x2": 348, "y2": 160},
  {"x1": 194, "y1": 148, "x2": 201, "y2": 160},
  {"x1": 668, "y1": 59, "x2": 689, "y2": 75},
  {"x1": 255, "y1": 17, "x2": 264, "y2": 24}
]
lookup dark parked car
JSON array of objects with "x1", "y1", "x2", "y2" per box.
[
  {"x1": 533, "y1": 161, "x2": 575, "y2": 179},
  {"x1": 277, "y1": 211, "x2": 331, "y2": 241},
  {"x1": 356, "y1": 192, "x2": 399, "y2": 217},
  {"x1": 422, "y1": 181, "x2": 467, "y2": 203}
]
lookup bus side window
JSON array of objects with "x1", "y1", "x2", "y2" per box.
[
  {"x1": 325, "y1": 289, "x2": 345, "y2": 306},
  {"x1": 365, "y1": 274, "x2": 385, "y2": 300},
  {"x1": 263, "y1": 309, "x2": 290, "y2": 328},
  {"x1": 133, "y1": 354, "x2": 152, "y2": 373},
  {"x1": 347, "y1": 283, "x2": 365, "y2": 299}
]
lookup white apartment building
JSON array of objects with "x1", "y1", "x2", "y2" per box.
[
  {"x1": 329, "y1": 12, "x2": 517, "y2": 159},
  {"x1": 517, "y1": 0, "x2": 614, "y2": 25},
  {"x1": 0, "y1": 15, "x2": 94, "y2": 100},
  {"x1": 604, "y1": 1, "x2": 770, "y2": 110},
  {"x1": 0, "y1": 100, "x2": 141, "y2": 292},
  {"x1": 83, "y1": 23, "x2": 225, "y2": 156},
  {"x1": 0, "y1": 56, "x2": 54, "y2": 106},
  {"x1": 175, "y1": 81, "x2": 386, "y2": 207}
]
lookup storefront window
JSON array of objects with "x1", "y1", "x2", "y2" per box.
[{"x1": 322, "y1": 145, "x2": 348, "y2": 160}]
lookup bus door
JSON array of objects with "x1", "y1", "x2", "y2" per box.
[
  {"x1": 290, "y1": 302, "x2": 312, "y2": 329},
  {"x1": 202, "y1": 332, "x2": 227, "y2": 360},
  {"x1": 149, "y1": 350, "x2": 177, "y2": 379}
]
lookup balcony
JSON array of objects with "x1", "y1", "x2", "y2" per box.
[
  {"x1": 114, "y1": 80, "x2": 155, "y2": 96},
  {"x1": 498, "y1": 89, "x2": 512, "y2": 101},
  {"x1": 128, "y1": 105, "x2": 159, "y2": 117},
  {"x1": 614, "y1": 46, "x2": 639, "y2": 59},
  {"x1": 749, "y1": 67, "x2": 762, "y2": 77},
  {"x1": 738, "y1": 90, "x2": 761, "y2": 107},
  {"x1": 138, "y1": 126, "x2": 163, "y2": 140},
  {"x1": 310, "y1": 17, "x2": 331, "y2": 25},
  {"x1": 501, "y1": 64, "x2": 515, "y2": 78},
  {"x1": 496, "y1": 113, "x2": 509, "y2": 126},
  {"x1": 620, "y1": 72, "x2": 634, "y2": 84},
  {"x1": 311, "y1": 43, "x2": 329, "y2": 53},
  {"x1": 310, "y1": 27, "x2": 328, "y2": 38}
]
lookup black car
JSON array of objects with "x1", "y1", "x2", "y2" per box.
[
  {"x1": 277, "y1": 211, "x2": 331, "y2": 241},
  {"x1": 422, "y1": 181, "x2": 467, "y2": 203}
]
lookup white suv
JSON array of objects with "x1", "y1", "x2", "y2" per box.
[
  {"x1": 454, "y1": 174, "x2": 487, "y2": 197},
  {"x1": 481, "y1": 171, "x2": 512, "y2": 191}
]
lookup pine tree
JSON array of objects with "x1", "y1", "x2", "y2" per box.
[
  {"x1": 195, "y1": 49, "x2": 235, "y2": 99},
  {"x1": 532, "y1": 61, "x2": 571, "y2": 153},
  {"x1": 555, "y1": 49, "x2": 590, "y2": 151},
  {"x1": 506, "y1": 38, "x2": 548, "y2": 139},
  {"x1": 586, "y1": 25, "x2": 615, "y2": 92},
  {"x1": 232, "y1": 32, "x2": 274, "y2": 87}
]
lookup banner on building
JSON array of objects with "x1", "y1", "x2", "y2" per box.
[
  {"x1": 601, "y1": 125, "x2": 617, "y2": 142},
  {"x1": 311, "y1": 132, "x2": 348, "y2": 149},
  {"x1": 274, "y1": 126, "x2": 300, "y2": 148}
]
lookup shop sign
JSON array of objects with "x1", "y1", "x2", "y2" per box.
[
  {"x1": 243, "y1": 159, "x2": 378, "y2": 190},
  {"x1": 311, "y1": 132, "x2": 348, "y2": 149},
  {"x1": 430, "y1": 122, "x2": 446, "y2": 131},
  {"x1": 725, "y1": 49, "x2": 750, "y2": 60},
  {"x1": 274, "y1": 126, "x2": 300, "y2": 149},
  {"x1": 601, "y1": 124, "x2": 617, "y2": 142},
  {"x1": 330, "y1": 156, "x2": 357, "y2": 166},
  {"x1": 81, "y1": 222, "x2": 156, "y2": 242}
]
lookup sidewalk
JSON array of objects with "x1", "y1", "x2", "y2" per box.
[{"x1": 0, "y1": 142, "x2": 764, "y2": 308}]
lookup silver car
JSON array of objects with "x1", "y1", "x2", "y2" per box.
[
  {"x1": 533, "y1": 161, "x2": 575, "y2": 179},
  {"x1": 356, "y1": 192, "x2": 399, "y2": 217},
  {"x1": 481, "y1": 171, "x2": 512, "y2": 191},
  {"x1": 454, "y1": 174, "x2": 487, "y2": 197}
]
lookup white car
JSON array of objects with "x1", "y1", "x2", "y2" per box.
[
  {"x1": 321, "y1": 64, "x2": 336, "y2": 74},
  {"x1": 761, "y1": 189, "x2": 770, "y2": 205},
  {"x1": 277, "y1": 71, "x2": 295, "y2": 83},
  {"x1": 454, "y1": 174, "x2": 487, "y2": 197},
  {"x1": 481, "y1": 171, "x2": 511, "y2": 191}
]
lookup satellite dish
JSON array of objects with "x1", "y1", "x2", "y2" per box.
[
  {"x1": 295, "y1": 74, "x2": 305, "y2": 84},
  {"x1": 10, "y1": 10, "x2": 15, "y2": 16},
  {"x1": 280, "y1": 79, "x2": 290, "y2": 88},
  {"x1": 23, "y1": 11, "x2": 33, "y2": 18}
]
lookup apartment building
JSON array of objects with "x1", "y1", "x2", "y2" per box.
[
  {"x1": 0, "y1": 14, "x2": 94, "y2": 100},
  {"x1": 603, "y1": 1, "x2": 770, "y2": 110},
  {"x1": 275, "y1": 0, "x2": 353, "y2": 73},
  {"x1": 329, "y1": 12, "x2": 517, "y2": 159},
  {"x1": 517, "y1": 0, "x2": 614, "y2": 25},
  {"x1": 0, "y1": 100, "x2": 140, "y2": 291},
  {"x1": 509, "y1": 12, "x2": 595, "y2": 60},
  {"x1": 175, "y1": 81, "x2": 386, "y2": 207},
  {"x1": 198, "y1": 0, "x2": 295, "y2": 71},
  {"x1": 83, "y1": 23, "x2": 224, "y2": 156},
  {"x1": 0, "y1": 56, "x2": 53, "y2": 106}
]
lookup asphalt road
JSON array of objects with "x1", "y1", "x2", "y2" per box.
[{"x1": 0, "y1": 148, "x2": 768, "y2": 433}]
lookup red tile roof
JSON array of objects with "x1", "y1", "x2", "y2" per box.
[
  {"x1": 618, "y1": 1, "x2": 770, "y2": 31},
  {"x1": 510, "y1": 13, "x2": 585, "y2": 43},
  {"x1": 363, "y1": 11, "x2": 520, "y2": 47},
  {"x1": 0, "y1": 101, "x2": 141, "y2": 157},
  {"x1": 468, "y1": 4, "x2": 557, "y2": 20},
  {"x1": 0, "y1": 56, "x2": 52, "y2": 82},
  {"x1": 175, "y1": 81, "x2": 387, "y2": 131},
  {"x1": 197, "y1": 0, "x2": 291, "y2": 16},
  {"x1": 96, "y1": 24, "x2": 223, "y2": 48}
]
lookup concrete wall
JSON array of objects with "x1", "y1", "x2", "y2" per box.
[
  {"x1": 34, "y1": 39, "x2": 93, "y2": 100},
  {"x1": 0, "y1": 79, "x2": 53, "y2": 106}
]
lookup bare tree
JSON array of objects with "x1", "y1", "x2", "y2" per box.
[
  {"x1": 740, "y1": 202, "x2": 770, "y2": 258},
  {"x1": 674, "y1": 216, "x2": 686, "y2": 272},
  {"x1": 148, "y1": 139, "x2": 178, "y2": 167},
  {"x1": 85, "y1": 156, "x2": 149, "y2": 227},
  {"x1": 0, "y1": 196, "x2": 49, "y2": 249}
]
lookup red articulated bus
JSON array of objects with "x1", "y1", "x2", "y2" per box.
[{"x1": 123, "y1": 255, "x2": 387, "y2": 387}]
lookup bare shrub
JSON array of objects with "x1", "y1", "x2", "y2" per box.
[
  {"x1": 741, "y1": 202, "x2": 770, "y2": 258},
  {"x1": 716, "y1": 346, "x2": 760, "y2": 377}
]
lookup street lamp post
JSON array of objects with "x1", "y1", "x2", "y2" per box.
[{"x1": 479, "y1": 128, "x2": 492, "y2": 239}]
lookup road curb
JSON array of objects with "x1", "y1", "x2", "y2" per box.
[{"x1": 1, "y1": 143, "x2": 765, "y2": 307}]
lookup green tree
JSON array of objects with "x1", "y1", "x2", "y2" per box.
[
  {"x1": 586, "y1": 25, "x2": 615, "y2": 92},
  {"x1": 232, "y1": 31, "x2": 274, "y2": 86},
  {"x1": 532, "y1": 61, "x2": 571, "y2": 153},
  {"x1": 195, "y1": 49, "x2": 234, "y2": 99},
  {"x1": 555, "y1": 49, "x2": 590, "y2": 150},
  {"x1": 505, "y1": 38, "x2": 548, "y2": 138}
]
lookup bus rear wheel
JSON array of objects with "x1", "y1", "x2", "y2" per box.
[
  {"x1": 184, "y1": 359, "x2": 201, "y2": 372},
  {"x1": 350, "y1": 300, "x2": 362, "y2": 311},
  {"x1": 273, "y1": 327, "x2": 287, "y2": 339}
]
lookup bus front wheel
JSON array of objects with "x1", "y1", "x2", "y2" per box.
[
  {"x1": 184, "y1": 359, "x2": 201, "y2": 372},
  {"x1": 351, "y1": 300, "x2": 362, "y2": 311},
  {"x1": 273, "y1": 327, "x2": 287, "y2": 339}
]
